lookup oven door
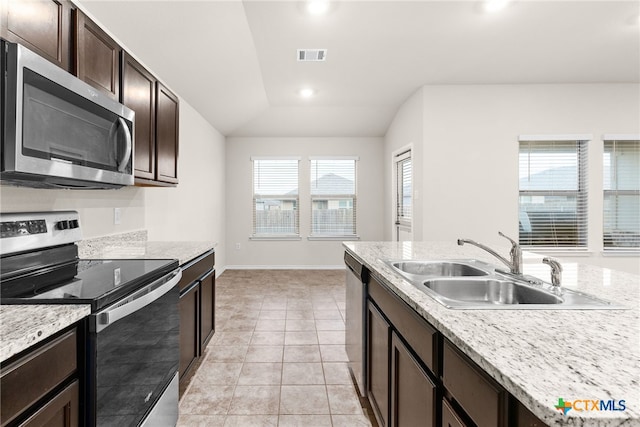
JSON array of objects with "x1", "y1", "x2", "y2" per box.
[
  {"x1": 1, "y1": 40, "x2": 135, "y2": 188},
  {"x1": 87, "y1": 269, "x2": 181, "y2": 427}
]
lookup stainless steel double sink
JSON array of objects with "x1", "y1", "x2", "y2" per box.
[{"x1": 385, "y1": 260, "x2": 623, "y2": 309}]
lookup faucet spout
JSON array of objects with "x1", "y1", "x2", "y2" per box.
[{"x1": 457, "y1": 232, "x2": 523, "y2": 275}]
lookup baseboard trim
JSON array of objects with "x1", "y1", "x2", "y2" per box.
[{"x1": 224, "y1": 265, "x2": 346, "y2": 270}]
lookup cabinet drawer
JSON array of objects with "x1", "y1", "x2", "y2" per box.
[
  {"x1": 515, "y1": 400, "x2": 549, "y2": 427},
  {"x1": 442, "y1": 399, "x2": 467, "y2": 427},
  {"x1": 1, "y1": 329, "x2": 77, "y2": 426},
  {"x1": 179, "y1": 251, "x2": 214, "y2": 292},
  {"x1": 368, "y1": 275, "x2": 438, "y2": 375},
  {"x1": 443, "y1": 340, "x2": 506, "y2": 427}
]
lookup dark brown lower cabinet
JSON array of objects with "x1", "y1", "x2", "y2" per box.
[
  {"x1": 1, "y1": 327, "x2": 81, "y2": 427},
  {"x1": 178, "y1": 250, "x2": 215, "y2": 395},
  {"x1": 367, "y1": 301, "x2": 390, "y2": 427},
  {"x1": 390, "y1": 332, "x2": 436, "y2": 427},
  {"x1": 18, "y1": 380, "x2": 79, "y2": 427},
  {"x1": 200, "y1": 269, "x2": 216, "y2": 349},
  {"x1": 179, "y1": 281, "x2": 199, "y2": 380}
]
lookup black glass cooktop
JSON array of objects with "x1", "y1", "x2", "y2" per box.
[{"x1": 1, "y1": 258, "x2": 179, "y2": 311}]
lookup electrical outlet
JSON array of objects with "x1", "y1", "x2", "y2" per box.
[
  {"x1": 114, "y1": 208, "x2": 122, "y2": 225},
  {"x1": 235, "y1": 243, "x2": 241, "y2": 250}
]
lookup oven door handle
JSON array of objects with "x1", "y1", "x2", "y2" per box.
[{"x1": 95, "y1": 268, "x2": 182, "y2": 333}]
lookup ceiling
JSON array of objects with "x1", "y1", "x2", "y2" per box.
[{"x1": 80, "y1": 0, "x2": 640, "y2": 137}]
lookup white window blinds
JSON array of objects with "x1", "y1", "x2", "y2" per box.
[
  {"x1": 252, "y1": 158, "x2": 299, "y2": 236},
  {"x1": 395, "y1": 151, "x2": 412, "y2": 226},
  {"x1": 310, "y1": 158, "x2": 357, "y2": 236},
  {"x1": 603, "y1": 139, "x2": 640, "y2": 250},
  {"x1": 518, "y1": 139, "x2": 589, "y2": 248}
]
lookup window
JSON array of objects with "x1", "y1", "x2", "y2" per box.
[
  {"x1": 518, "y1": 137, "x2": 589, "y2": 248},
  {"x1": 603, "y1": 137, "x2": 640, "y2": 250},
  {"x1": 395, "y1": 150, "x2": 412, "y2": 227},
  {"x1": 252, "y1": 158, "x2": 299, "y2": 238},
  {"x1": 310, "y1": 157, "x2": 357, "y2": 237}
]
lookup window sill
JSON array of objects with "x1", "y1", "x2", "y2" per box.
[
  {"x1": 523, "y1": 248, "x2": 592, "y2": 257},
  {"x1": 250, "y1": 235, "x2": 302, "y2": 241},
  {"x1": 308, "y1": 235, "x2": 360, "y2": 241},
  {"x1": 602, "y1": 250, "x2": 640, "y2": 257}
]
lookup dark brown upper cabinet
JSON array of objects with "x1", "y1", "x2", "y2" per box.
[
  {"x1": 73, "y1": 9, "x2": 120, "y2": 100},
  {"x1": 155, "y1": 82, "x2": 179, "y2": 185},
  {"x1": 1, "y1": 0, "x2": 72, "y2": 71},
  {"x1": 121, "y1": 52, "x2": 156, "y2": 181}
]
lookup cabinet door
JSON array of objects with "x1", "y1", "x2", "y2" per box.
[
  {"x1": 199, "y1": 270, "x2": 216, "y2": 350},
  {"x1": 179, "y1": 283, "x2": 199, "y2": 384},
  {"x1": 155, "y1": 83, "x2": 179, "y2": 184},
  {"x1": 0, "y1": 0, "x2": 72, "y2": 71},
  {"x1": 367, "y1": 301, "x2": 390, "y2": 427},
  {"x1": 121, "y1": 52, "x2": 156, "y2": 181},
  {"x1": 18, "y1": 380, "x2": 79, "y2": 427},
  {"x1": 442, "y1": 399, "x2": 467, "y2": 427},
  {"x1": 73, "y1": 9, "x2": 120, "y2": 99},
  {"x1": 390, "y1": 332, "x2": 436, "y2": 427}
]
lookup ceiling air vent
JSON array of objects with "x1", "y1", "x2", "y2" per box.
[{"x1": 297, "y1": 49, "x2": 327, "y2": 62}]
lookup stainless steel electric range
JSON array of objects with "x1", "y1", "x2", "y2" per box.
[{"x1": 0, "y1": 211, "x2": 182, "y2": 427}]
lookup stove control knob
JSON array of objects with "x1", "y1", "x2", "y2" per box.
[
  {"x1": 56, "y1": 220, "x2": 70, "y2": 230},
  {"x1": 70, "y1": 220, "x2": 79, "y2": 229}
]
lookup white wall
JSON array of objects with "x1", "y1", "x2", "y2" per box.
[
  {"x1": 384, "y1": 83, "x2": 639, "y2": 274},
  {"x1": 225, "y1": 137, "x2": 384, "y2": 268},
  {"x1": 0, "y1": 100, "x2": 227, "y2": 268}
]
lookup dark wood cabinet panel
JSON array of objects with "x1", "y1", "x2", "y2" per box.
[
  {"x1": 515, "y1": 401, "x2": 549, "y2": 427},
  {"x1": 73, "y1": 9, "x2": 120, "y2": 99},
  {"x1": 121, "y1": 52, "x2": 156, "y2": 181},
  {"x1": 442, "y1": 399, "x2": 467, "y2": 427},
  {"x1": 155, "y1": 83, "x2": 179, "y2": 184},
  {"x1": 18, "y1": 380, "x2": 79, "y2": 427},
  {"x1": 1, "y1": 329, "x2": 77, "y2": 426},
  {"x1": 443, "y1": 340, "x2": 508, "y2": 427},
  {"x1": 180, "y1": 253, "x2": 215, "y2": 292},
  {"x1": 1, "y1": 0, "x2": 72, "y2": 71},
  {"x1": 367, "y1": 301, "x2": 390, "y2": 427},
  {"x1": 179, "y1": 283, "x2": 199, "y2": 380},
  {"x1": 390, "y1": 332, "x2": 436, "y2": 427},
  {"x1": 368, "y1": 276, "x2": 437, "y2": 375},
  {"x1": 200, "y1": 270, "x2": 216, "y2": 350}
]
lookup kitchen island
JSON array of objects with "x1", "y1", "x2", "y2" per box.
[{"x1": 344, "y1": 241, "x2": 639, "y2": 427}]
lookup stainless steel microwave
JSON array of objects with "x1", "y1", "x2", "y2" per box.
[{"x1": 1, "y1": 40, "x2": 135, "y2": 189}]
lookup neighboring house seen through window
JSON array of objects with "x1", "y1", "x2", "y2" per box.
[
  {"x1": 252, "y1": 158, "x2": 300, "y2": 238},
  {"x1": 603, "y1": 137, "x2": 640, "y2": 250},
  {"x1": 310, "y1": 157, "x2": 358, "y2": 237},
  {"x1": 518, "y1": 137, "x2": 589, "y2": 248}
]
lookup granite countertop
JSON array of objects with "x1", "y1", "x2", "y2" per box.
[
  {"x1": 0, "y1": 305, "x2": 91, "y2": 363},
  {"x1": 77, "y1": 230, "x2": 216, "y2": 266},
  {"x1": 344, "y1": 241, "x2": 640, "y2": 427}
]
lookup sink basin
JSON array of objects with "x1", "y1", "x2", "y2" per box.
[
  {"x1": 422, "y1": 278, "x2": 563, "y2": 305},
  {"x1": 390, "y1": 261, "x2": 489, "y2": 277},
  {"x1": 384, "y1": 258, "x2": 625, "y2": 310}
]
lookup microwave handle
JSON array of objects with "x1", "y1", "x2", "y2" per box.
[{"x1": 116, "y1": 117, "x2": 133, "y2": 172}]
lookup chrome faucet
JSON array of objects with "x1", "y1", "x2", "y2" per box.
[
  {"x1": 457, "y1": 232, "x2": 523, "y2": 275},
  {"x1": 543, "y1": 257, "x2": 562, "y2": 288}
]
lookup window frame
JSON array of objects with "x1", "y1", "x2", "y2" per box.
[
  {"x1": 251, "y1": 157, "x2": 301, "y2": 240},
  {"x1": 308, "y1": 156, "x2": 359, "y2": 240},
  {"x1": 395, "y1": 149, "x2": 412, "y2": 228},
  {"x1": 602, "y1": 135, "x2": 640, "y2": 253},
  {"x1": 518, "y1": 134, "x2": 591, "y2": 251}
]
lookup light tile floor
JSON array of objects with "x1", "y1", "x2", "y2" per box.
[{"x1": 178, "y1": 270, "x2": 373, "y2": 427}]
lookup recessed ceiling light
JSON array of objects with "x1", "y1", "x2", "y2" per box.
[
  {"x1": 484, "y1": 0, "x2": 510, "y2": 13},
  {"x1": 307, "y1": 0, "x2": 329, "y2": 16},
  {"x1": 299, "y1": 88, "x2": 315, "y2": 98}
]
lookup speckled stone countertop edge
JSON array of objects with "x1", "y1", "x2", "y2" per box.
[
  {"x1": 343, "y1": 242, "x2": 640, "y2": 427},
  {"x1": 0, "y1": 305, "x2": 91, "y2": 363}
]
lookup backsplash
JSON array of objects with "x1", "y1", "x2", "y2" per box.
[{"x1": 77, "y1": 230, "x2": 147, "y2": 259}]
